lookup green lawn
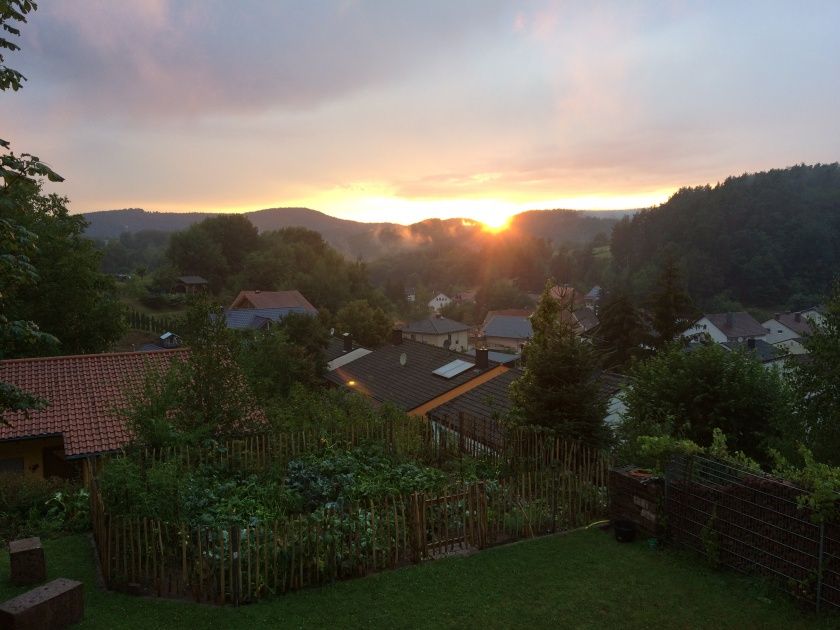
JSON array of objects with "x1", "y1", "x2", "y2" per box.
[{"x1": 0, "y1": 529, "x2": 834, "y2": 629}]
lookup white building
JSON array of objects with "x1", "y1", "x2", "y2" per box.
[
  {"x1": 683, "y1": 312, "x2": 767, "y2": 344},
  {"x1": 428, "y1": 292, "x2": 452, "y2": 312}
]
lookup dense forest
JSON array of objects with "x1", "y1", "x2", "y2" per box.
[
  {"x1": 88, "y1": 207, "x2": 620, "y2": 263},
  {"x1": 95, "y1": 164, "x2": 840, "y2": 320},
  {"x1": 610, "y1": 164, "x2": 840, "y2": 309}
]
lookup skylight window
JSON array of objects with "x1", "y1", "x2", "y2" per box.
[{"x1": 432, "y1": 359, "x2": 475, "y2": 379}]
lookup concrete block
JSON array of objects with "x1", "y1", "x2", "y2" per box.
[
  {"x1": 0, "y1": 577, "x2": 84, "y2": 629},
  {"x1": 8, "y1": 538, "x2": 46, "y2": 586}
]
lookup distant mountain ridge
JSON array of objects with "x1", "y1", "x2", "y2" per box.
[{"x1": 83, "y1": 207, "x2": 628, "y2": 259}]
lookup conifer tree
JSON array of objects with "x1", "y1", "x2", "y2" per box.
[
  {"x1": 648, "y1": 255, "x2": 694, "y2": 349},
  {"x1": 596, "y1": 288, "x2": 645, "y2": 368},
  {"x1": 510, "y1": 280, "x2": 608, "y2": 448}
]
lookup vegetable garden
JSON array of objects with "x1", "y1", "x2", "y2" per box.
[{"x1": 88, "y1": 418, "x2": 610, "y2": 604}]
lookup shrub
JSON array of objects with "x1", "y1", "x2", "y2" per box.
[{"x1": 0, "y1": 473, "x2": 89, "y2": 543}]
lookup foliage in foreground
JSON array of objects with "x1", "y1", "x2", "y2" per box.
[
  {"x1": 98, "y1": 445, "x2": 448, "y2": 528},
  {"x1": 0, "y1": 473, "x2": 89, "y2": 543},
  {"x1": 618, "y1": 342, "x2": 797, "y2": 465},
  {"x1": 509, "y1": 280, "x2": 608, "y2": 447}
]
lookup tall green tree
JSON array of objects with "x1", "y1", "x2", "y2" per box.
[
  {"x1": 791, "y1": 281, "x2": 840, "y2": 465},
  {"x1": 647, "y1": 255, "x2": 694, "y2": 349},
  {"x1": 509, "y1": 281, "x2": 608, "y2": 448},
  {"x1": 335, "y1": 299, "x2": 392, "y2": 348},
  {"x1": 125, "y1": 301, "x2": 259, "y2": 448},
  {"x1": 1, "y1": 0, "x2": 124, "y2": 359},
  {"x1": 619, "y1": 343, "x2": 796, "y2": 465},
  {"x1": 238, "y1": 315, "x2": 327, "y2": 413},
  {"x1": 595, "y1": 288, "x2": 645, "y2": 368}
]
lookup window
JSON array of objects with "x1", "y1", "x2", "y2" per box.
[{"x1": 0, "y1": 458, "x2": 24, "y2": 474}]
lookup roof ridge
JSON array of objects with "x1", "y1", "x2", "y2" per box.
[{"x1": 0, "y1": 348, "x2": 187, "y2": 365}]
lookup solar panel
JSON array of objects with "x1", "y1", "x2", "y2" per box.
[{"x1": 432, "y1": 359, "x2": 475, "y2": 379}]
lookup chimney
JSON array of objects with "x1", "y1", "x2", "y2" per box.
[
  {"x1": 391, "y1": 329, "x2": 403, "y2": 345},
  {"x1": 342, "y1": 332, "x2": 352, "y2": 353},
  {"x1": 475, "y1": 347, "x2": 489, "y2": 370},
  {"x1": 747, "y1": 337, "x2": 756, "y2": 349},
  {"x1": 725, "y1": 312, "x2": 734, "y2": 328},
  {"x1": 794, "y1": 312, "x2": 801, "y2": 322}
]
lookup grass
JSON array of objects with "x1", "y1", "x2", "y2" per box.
[{"x1": 0, "y1": 528, "x2": 834, "y2": 629}]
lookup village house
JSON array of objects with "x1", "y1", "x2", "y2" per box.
[
  {"x1": 429, "y1": 369, "x2": 628, "y2": 450},
  {"x1": 549, "y1": 285, "x2": 585, "y2": 308},
  {"x1": 0, "y1": 350, "x2": 184, "y2": 479},
  {"x1": 682, "y1": 312, "x2": 767, "y2": 344},
  {"x1": 721, "y1": 338, "x2": 788, "y2": 370},
  {"x1": 481, "y1": 309, "x2": 533, "y2": 352},
  {"x1": 427, "y1": 292, "x2": 453, "y2": 312},
  {"x1": 584, "y1": 286, "x2": 603, "y2": 311},
  {"x1": 324, "y1": 330, "x2": 506, "y2": 417},
  {"x1": 222, "y1": 307, "x2": 312, "y2": 331},
  {"x1": 172, "y1": 275, "x2": 208, "y2": 294},
  {"x1": 229, "y1": 290, "x2": 318, "y2": 315},
  {"x1": 761, "y1": 309, "x2": 822, "y2": 355},
  {"x1": 401, "y1": 315, "x2": 471, "y2": 351},
  {"x1": 452, "y1": 289, "x2": 477, "y2": 304}
]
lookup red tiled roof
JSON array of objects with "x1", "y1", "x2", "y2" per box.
[
  {"x1": 0, "y1": 350, "x2": 185, "y2": 458},
  {"x1": 229, "y1": 290, "x2": 317, "y2": 314}
]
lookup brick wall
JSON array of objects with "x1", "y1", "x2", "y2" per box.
[{"x1": 610, "y1": 466, "x2": 664, "y2": 538}]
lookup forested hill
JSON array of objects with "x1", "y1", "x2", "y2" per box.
[
  {"x1": 610, "y1": 164, "x2": 840, "y2": 308},
  {"x1": 83, "y1": 207, "x2": 622, "y2": 260}
]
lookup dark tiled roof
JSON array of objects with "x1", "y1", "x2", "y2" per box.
[
  {"x1": 402, "y1": 316, "x2": 470, "y2": 335},
  {"x1": 776, "y1": 312, "x2": 817, "y2": 337},
  {"x1": 705, "y1": 312, "x2": 766, "y2": 339},
  {"x1": 0, "y1": 350, "x2": 185, "y2": 457},
  {"x1": 465, "y1": 348, "x2": 520, "y2": 365},
  {"x1": 573, "y1": 307, "x2": 600, "y2": 333},
  {"x1": 430, "y1": 369, "x2": 520, "y2": 422},
  {"x1": 482, "y1": 313, "x2": 532, "y2": 340},
  {"x1": 230, "y1": 290, "x2": 317, "y2": 314},
  {"x1": 177, "y1": 275, "x2": 208, "y2": 284},
  {"x1": 722, "y1": 339, "x2": 784, "y2": 363},
  {"x1": 223, "y1": 307, "x2": 309, "y2": 330},
  {"x1": 324, "y1": 339, "x2": 496, "y2": 411}
]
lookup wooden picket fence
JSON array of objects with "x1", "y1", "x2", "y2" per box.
[
  {"x1": 87, "y1": 425, "x2": 611, "y2": 605},
  {"x1": 126, "y1": 309, "x2": 182, "y2": 335}
]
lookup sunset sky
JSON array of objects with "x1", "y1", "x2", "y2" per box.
[{"x1": 3, "y1": 1, "x2": 839, "y2": 226}]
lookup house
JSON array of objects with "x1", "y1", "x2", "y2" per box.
[
  {"x1": 761, "y1": 310, "x2": 820, "y2": 355},
  {"x1": 172, "y1": 275, "x2": 208, "y2": 294},
  {"x1": 452, "y1": 289, "x2": 477, "y2": 304},
  {"x1": 229, "y1": 290, "x2": 318, "y2": 315},
  {"x1": 571, "y1": 307, "x2": 600, "y2": 336},
  {"x1": 325, "y1": 334, "x2": 372, "y2": 372},
  {"x1": 0, "y1": 350, "x2": 185, "y2": 478},
  {"x1": 584, "y1": 286, "x2": 603, "y2": 311},
  {"x1": 427, "y1": 292, "x2": 452, "y2": 312},
  {"x1": 721, "y1": 338, "x2": 787, "y2": 370},
  {"x1": 405, "y1": 287, "x2": 416, "y2": 303},
  {"x1": 481, "y1": 310, "x2": 533, "y2": 352},
  {"x1": 429, "y1": 369, "x2": 628, "y2": 449},
  {"x1": 223, "y1": 307, "x2": 312, "y2": 331},
  {"x1": 324, "y1": 331, "x2": 507, "y2": 416},
  {"x1": 549, "y1": 285, "x2": 585, "y2": 308},
  {"x1": 682, "y1": 312, "x2": 767, "y2": 344},
  {"x1": 401, "y1": 315, "x2": 471, "y2": 351}
]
